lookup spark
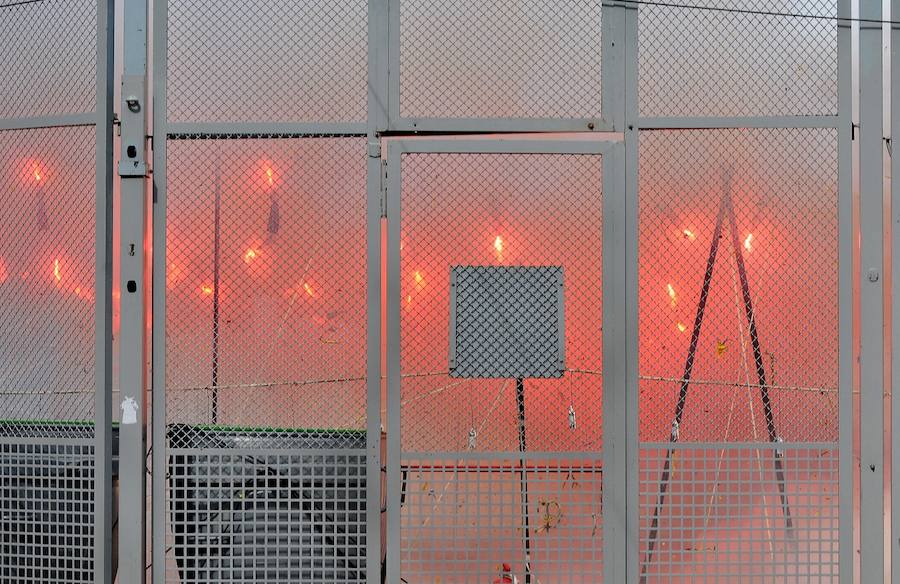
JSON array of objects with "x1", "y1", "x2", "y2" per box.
[
  {"x1": 676, "y1": 321, "x2": 687, "y2": 333},
  {"x1": 303, "y1": 282, "x2": 314, "y2": 297},
  {"x1": 682, "y1": 229, "x2": 696, "y2": 241},
  {"x1": 200, "y1": 284, "x2": 214, "y2": 296},
  {"x1": 494, "y1": 235, "x2": 504, "y2": 254},
  {"x1": 53, "y1": 258, "x2": 61, "y2": 283},
  {"x1": 266, "y1": 167, "x2": 274, "y2": 187},
  {"x1": 667, "y1": 283, "x2": 677, "y2": 308},
  {"x1": 406, "y1": 294, "x2": 412, "y2": 307},
  {"x1": 33, "y1": 168, "x2": 42, "y2": 182},
  {"x1": 743, "y1": 233, "x2": 754, "y2": 252},
  {"x1": 414, "y1": 270, "x2": 425, "y2": 288},
  {"x1": 243, "y1": 248, "x2": 260, "y2": 264}
]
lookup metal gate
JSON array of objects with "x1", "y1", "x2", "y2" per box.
[
  {"x1": 626, "y1": 0, "x2": 852, "y2": 581},
  {"x1": 150, "y1": 0, "x2": 380, "y2": 581},
  {"x1": 142, "y1": 0, "x2": 855, "y2": 581},
  {"x1": 385, "y1": 139, "x2": 624, "y2": 582},
  {"x1": 0, "y1": 0, "x2": 114, "y2": 582}
]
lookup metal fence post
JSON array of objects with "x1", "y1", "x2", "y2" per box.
[
  {"x1": 119, "y1": 0, "x2": 149, "y2": 580},
  {"x1": 892, "y1": 1, "x2": 900, "y2": 581},
  {"x1": 94, "y1": 0, "x2": 115, "y2": 581},
  {"x1": 859, "y1": 0, "x2": 885, "y2": 581}
]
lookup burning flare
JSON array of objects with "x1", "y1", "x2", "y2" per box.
[
  {"x1": 682, "y1": 229, "x2": 696, "y2": 242},
  {"x1": 303, "y1": 282, "x2": 314, "y2": 297},
  {"x1": 743, "y1": 233, "x2": 754, "y2": 252},
  {"x1": 53, "y1": 258, "x2": 61, "y2": 283},
  {"x1": 266, "y1": 167, "x2": 274, "y2": 187},
  {"x1": 33, "y1": 168, "x2": 42, "y2": 183},
  {"x1": 414, "y1": 270, "x2": 425, "y2": 288},
  {"x1": 243, "y1": 248, "x2": 260, "y2": 264},
  {"x1": 667, "y1": 283, "x2": 677, "y2": 308},
  {"x1": 676, "y1": 321, "x2": 687, "y2": 333},
  {"x1": 200, "y1": 284, "x2": 214, "y2": 296}
]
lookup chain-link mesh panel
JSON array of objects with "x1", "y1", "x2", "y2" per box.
[
  {"x1": 398, "y1": 0, "x2": 602, "y2": 120},
  {"x1": 399, "y1": 152, "x2": 602, "y2": 454},
  {"x1": 0, "y1": 0, "x2": 97, "y2": 119},
  {"x1": 400, "y1": 457, "x2": 602, "y2": 582},
  {"x1": 165, "y1": 137, "x2": 367, "y2": 447},
  {"x1": 638, "y1": 129, "x2": 838, "y2": 444},
  {"x1": 638, "y1": 0, "x2": 838, "y2": 118},
  {"x1": 0, "y1": 434, "x2": 96, "y2": 582},
  {"x1": 0, "y1": 127, "x2": 97, "y2": 434},
  {"x1": 166, "y1": 437, "x2": 367, "y2": 583},
  {"x1": 639, "y1": 445, "x2": 838, "y2": 582},
  {"x1": 166, "y1": 0, "x2": 367, "y2": 124}
]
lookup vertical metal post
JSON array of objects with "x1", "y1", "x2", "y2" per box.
[
  {"x1": 367, "y1": 0, "x2": 388, "y2": 581},
  {"x1": 892, "y1": 0, "x2": 900, "y2": 580},
  {"x1": 151, "y1": 0, "x2": 169, "y2": 577},
  {"x1": 93, "y1": 0, "x2": 115, "y2": 581},
  {"x1": 623, "y1": 1, "x2": 640, "y2": 582},
  {"x1": 859, "y1": 0, "x2": 885, "y2": 580},
  {"x1": 514, "y1": 378, "x2": 532, "y2": 583},
  {"x1": 385, "y1": 142, "x2": 402, "y2": 583},
  {"x1": 837, "y1": 2, "x2": 853, "y2": 582},
  {"x1": 602, "y1": 144, "x2": 627, "y2": 584},
  {"x1": 119, "y1": 0, "x2": 149, "y2": 580}
]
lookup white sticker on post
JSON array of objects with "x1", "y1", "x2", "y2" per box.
[{"x1": 121, "y1": 396, "x2": 139, "y2": 425}]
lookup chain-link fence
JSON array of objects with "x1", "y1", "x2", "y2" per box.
[
  {"x1": 388, "y1": 146, "x2": 607, "y2": 582},
  {"x1": 0, "y1": 0, "x2": 854, "y2": 580},
  {"x1": 0, "y1": 0, "x2": 113, "y2": 581},
  {"x1": 634, "y1": 1, "x2": 845, "y2": 580}
]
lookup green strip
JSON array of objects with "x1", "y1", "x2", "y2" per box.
[{"x1": 188, "y1": 423, "x2": 366, "y2": 435}]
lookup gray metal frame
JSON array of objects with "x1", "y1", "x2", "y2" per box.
[
  {"x1": 385, "y1": 0, "x2": 624, "y2": 133},
  {"x1": 94, "y1": 0, "x2": 116, "y2": 580},
  {"x1": 0, "y1": 0, "x2": 115, "y2": 580},
  {"x1": 119, "y1": 0, "x2": 150, "y2": 581},
  {"x1": 623, "y1": 0, "x2": 853, "y2": 581},
  {"x1": 859, "y1": 1, "x2": 883, "y2": 582},
  {"x1": 385, "y1": 136, "x2": 624, "y2": 583},
  {"x1": 150, "y1": 1, "x2": 382, "y2": 582},
  {"x1": 894, "y1": 0, "x2": 900, "y2": 578}
]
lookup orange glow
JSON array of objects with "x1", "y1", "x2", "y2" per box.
[
  {"x1": 743, "y1": 233, "x2": 754, "y2": 252},
  {"x1": 303, "y1": 282, "x2": 314, "y2": 297},
  {"x1": 243, "y1": 248, "x2": 260, "y2": 264},
  {"x1": 494, "y1": 235, "x2": 504, "y2": 253},
  {"x1": 53, "y1": 258, "x2": 61, "y2": 283},
  {"x1": 676, "y1": 321, "x2": 687, "y2": 333},
  {"x1": 33, "y1": 168, "x2": 42, "y2": 183},
  {"x1": 667, "y1": 283, "x2": 677, "y2": 308},
  {"x1": 682, "y1": 229, "x2": 696, "y2": 242},
  {"x1": 200, "y1": 284, "x2": 214, "y2": 296},
  {"x1": 414, "y1": 270, "x2": 425, "y2": 288},
  {"x1": 167, "y1": 262, "x2": 185, "y2": 287},
  {"x1": 266, "y1": 167, "x2": 274, "y2": 187}
]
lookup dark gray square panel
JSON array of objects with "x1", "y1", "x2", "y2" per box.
[{"x1": 449, "y1": 266, "x2": 565, "y2": 379}]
